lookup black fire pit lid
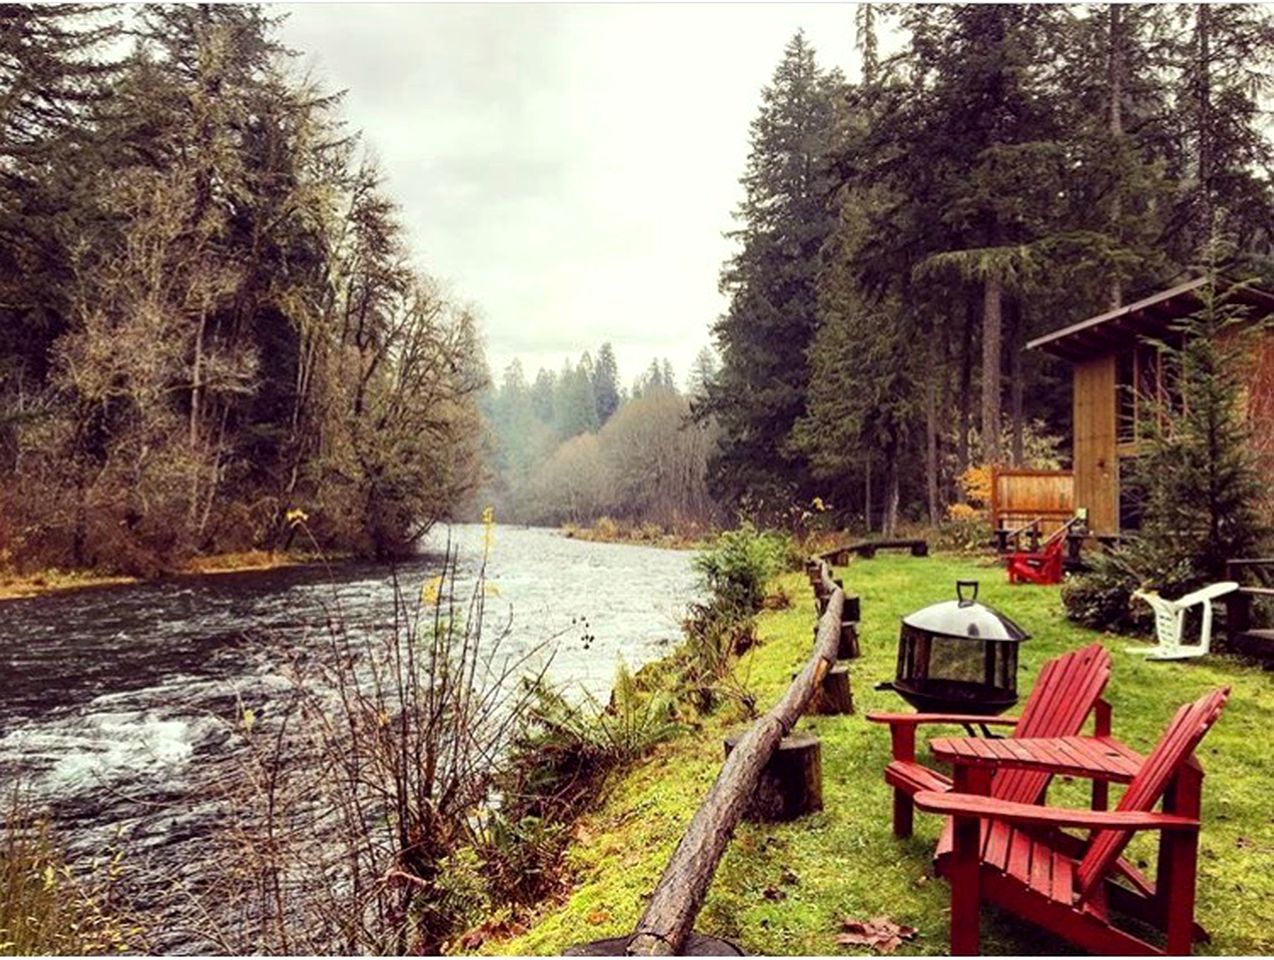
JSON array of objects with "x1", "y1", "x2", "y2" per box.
[{"x1": 902, "y1": 580, "x2": 1029, "y2": 642}]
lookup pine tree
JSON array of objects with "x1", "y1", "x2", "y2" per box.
[
  {"x1": 1126, "y1": 268, "x2": 1270, "y2": 585},
  {"x1": 591, "y1": 342, "x2": 621, "y2": 424},
  {"x1": 702, "y1": 31, "x2": 844, "y2": 511},
  {"x1": 687, "y1": 346, "x2": 718, "y2": 401}
]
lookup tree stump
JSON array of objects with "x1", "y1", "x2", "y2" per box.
[
  {"x1": 838, "y1": 620, "x2": 860, "y2": 659},
  {"x1": 910, "y1": 541, "x2": 929, "y2": 557},
  {"x1": 565, "y1": 932, "x2": 743, "y2": 956},
  {"x1": 723, "y1": 732, "x2": 822, "y2": 822},
  {"x1": 842, "y1": 593, "x2": 861, "y2": 622},
  {"x1": 810, "y1": 663, "x2": 853, "y2": 715}
]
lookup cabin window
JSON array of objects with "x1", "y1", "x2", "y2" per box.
[
  {"x1": 1116, "y1": 349, "x2": 1137, "y2": 444},
  {"x1": 1118, "y1": 454, "x2": 1147, "y2": 533},
  {"x1": 1116, "y1": 343, "x2": 1176, "y2": 446}
]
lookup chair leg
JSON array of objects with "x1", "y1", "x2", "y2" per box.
[
  {"x1": 1163, "y1": 831, "x2": 1199, "y2": 955},
  {"x1": 893, "y1": 789, "x2": 914, "y2": 838},
  {"x1": 949, "y1": 812, "x2": 981, "y2": 955},
  {"x1": 1199, "y1": 602, "x2": 1214, "y2": 656}
]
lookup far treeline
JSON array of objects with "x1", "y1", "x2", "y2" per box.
[
  {"x1": 0, "y1": 6, "x2": 485, "y2": 574},
  {"x1": 480, "y1": 345, "x2": 721, "y2": 530},
  {"x1": 698, "y1": 5, "x2": 1274, "y2": 534}
]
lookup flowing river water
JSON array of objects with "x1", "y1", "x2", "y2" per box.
[{"x1": 0, "y1": 524, "x2": 699, "y2": 951}]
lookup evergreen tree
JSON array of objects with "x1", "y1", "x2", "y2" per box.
[
  {"x1": 591, "y1": 341, "x2": 621, "y2": 423},
  {"x1": 701, "y1": 31, "x2": 844, "y2": 512},
  {"x1": 687, "y1": 346, "x2": 718, "y2": 401},
  {"x1": 1127, "y1": 270, "x2": 1271, "y2": 584}
]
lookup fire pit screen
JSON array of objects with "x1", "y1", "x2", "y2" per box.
[{"x1": 891, "y1": 580, "x2": 1028, "y2": 716}]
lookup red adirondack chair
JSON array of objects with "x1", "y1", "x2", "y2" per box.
[
  {"x1": 1005, "y1": 518, "x2": 1074, "y2": 585},
  {"x1": 915, "y1": 686, "x2": 1229, "y2": 956},
  {"x1": 866, "y1": 642, "x2": 1112, "y2": 837}
]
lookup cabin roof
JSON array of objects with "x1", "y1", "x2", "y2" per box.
[{"x1": 1027, "y1": 275, "x2": 1274, "y2": 362}]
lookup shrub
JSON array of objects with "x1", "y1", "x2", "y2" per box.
[
  {"x1": 1060, "y1": 549, "x2": 1150, "y2": 633},
  {"x1": 935, "y1": 503, "x2": 992, "y2": 553},
  {"x1": 692, "y1": 522, "x2": 789, "y2": 619},
  {"x1": 1, "y1": 795, "x2": 135, "y2": 954},
  {"x1": 185, "y1": 549, "x2": 551, "y2": 954}
]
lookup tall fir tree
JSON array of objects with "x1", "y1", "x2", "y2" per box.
[{"x1": 701, "y1": 31, "x2": 844, "y2": 513}]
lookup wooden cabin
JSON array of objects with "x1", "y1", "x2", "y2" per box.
[{"x1": 1027, "y1": 276, "x2": 1274, "y2": 537}]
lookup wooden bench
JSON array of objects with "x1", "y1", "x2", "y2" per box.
[{"x1": 820, "y1": 539, "x2": 928, "y2": 564}]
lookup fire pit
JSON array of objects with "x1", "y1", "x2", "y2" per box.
[{"x1": 889, "y1": 580, "x2": 1029, "y2": 716}]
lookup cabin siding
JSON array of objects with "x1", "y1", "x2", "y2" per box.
[
  {"x1": 1073, "y1": 355, "x2": 1119, "y2": 535},
  {"x1": 1249, "y1": 335, "x2": 1274, "y2": 520}
]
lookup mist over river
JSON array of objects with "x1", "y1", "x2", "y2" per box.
[{"x1": 0, "y1": 524, "x2": 699, "y2": 950}]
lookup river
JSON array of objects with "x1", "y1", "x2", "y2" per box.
[{"x1": 0, "y1": 524, "x2": 699, "y2": 951}]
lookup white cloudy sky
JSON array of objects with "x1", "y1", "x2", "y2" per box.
[{"x1": 279, "y1": 3, "x2": 868, "y2": 388}]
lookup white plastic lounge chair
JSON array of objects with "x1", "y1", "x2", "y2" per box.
[{"x1": 1126, "y1": 581, "x2": 1240, "y2": 660}]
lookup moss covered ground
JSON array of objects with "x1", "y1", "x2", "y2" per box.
[{"x1": 486, "y1": 552, "x2": 1274, "y2": 956}]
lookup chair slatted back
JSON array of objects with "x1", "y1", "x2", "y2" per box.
[
  {"x1": 1076, "y1": 687, "x2": 1230, "y2": 900},
  {"x1": 991, "y1": 643, "x2": 1112, "y2": 805}
]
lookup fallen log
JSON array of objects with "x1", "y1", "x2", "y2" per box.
[{"x1": 624, "y1": 562, "x2": 845, "y2": 956}]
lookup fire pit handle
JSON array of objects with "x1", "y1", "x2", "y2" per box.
[{"x1": 956, "y1": 580, "x2": 979, "y2": 605}]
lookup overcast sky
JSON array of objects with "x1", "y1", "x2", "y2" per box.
[{"x1": 278, "y1": 3, "x2": 867, "y2": 389}]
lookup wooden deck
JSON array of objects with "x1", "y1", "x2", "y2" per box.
[{"x1": 1223, "y1": 559, "x2": 1274, "y2": 666}]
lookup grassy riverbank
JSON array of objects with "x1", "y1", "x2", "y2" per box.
[
  {"x1": 0, "y1": 550, "x2": 330, "y2": 602},
  {"x1": 484, "y1": 553, "x2": 1274, "y2": 956}
]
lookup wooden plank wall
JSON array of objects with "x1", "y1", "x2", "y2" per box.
[
  {"x1": 1072, "y1": 355, "x2": 1119, "y2": 535},
  {"x1": 991, "y1": 469, "x2": 1075, "y2": 536},
  {"x1": 1247, "y1": 334, "x2": 1274, "y2": 522}
]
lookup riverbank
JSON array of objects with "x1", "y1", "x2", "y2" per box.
[
  {"x1": 0, "y1": 549, "x2": 331, "y2": 602},
  {"x1": 481, "y1": 554, "x2": 1274, "y2": 955},
  {"x1": 560, "y1": 518, "x2": 707, "y2": 550}
]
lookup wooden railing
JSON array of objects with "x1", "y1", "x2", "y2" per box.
[{"x1": 620, "y1": 559, "x2": 851, "y2": 956}]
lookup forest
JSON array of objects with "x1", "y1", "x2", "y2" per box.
[
  {"x1": 4, "y1": 4, "x2": 1274, "y2": 574},
  {"x1": 0, "y1": 5, "x2": 485, "y2": 575},
  {"x1": 700, "y1": 4, "x2": 1274, "y2": 534}
]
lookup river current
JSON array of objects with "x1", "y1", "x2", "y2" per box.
[{"x1": 0, "y1": 524, "x2": 698, "y2": 950}]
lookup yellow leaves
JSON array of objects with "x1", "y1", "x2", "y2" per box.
[
  {"x1": 481, "y1": 505, "x2": 495, "y2": 557},
  {"x1": 958, "y1": 464, "x2": 993, "y2": 507},
  {"x1": 284, "y1": 507, "x2": 309, "y2": 526},
  {"x1": 241, "y1": 707, "x2": 255, "y2": 733},
  {"x1": 811, "y1": 496, "x2": 828, "y2": 512},
  {"x1": 947, "y1": 502, "x2": 979, "y2": 520},
  {"x1": 42, "y1": 864, "x2": 56, "y2": 890},
  {"x1": 421, "y1": 575, "x2": 443, "y2": 607}
]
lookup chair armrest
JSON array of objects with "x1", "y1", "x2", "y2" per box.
[
  {"x1": 865, "y1": 712, "x2": 1019, "y2": 728},
  {"x1": 913, "y1": 791, "x2": 1199, "y2": 832}
]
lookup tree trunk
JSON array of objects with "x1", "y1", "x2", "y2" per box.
[
  {"x1": 957, "y1": 295, "x2": 975, "y2": 473},
  {"x1": 863, "y1": 461, "x2": 872, "y2": 534},
  {"x1": 981, "y1": 277, "x2": 1004, "y2": 464},
  {"x1": 1108, "y1": 4, "x2": 1125, "y2": 309},
  {"x1": 1196, "y1": 3, "x2": 1214, "y2": 247},
  {"x1": 1009, "y1": 299, "x2": 1025, "y2": 466},
  {"x1": 883, "y1": 445, "x2": 900, "y2": 537},
  {"x1": 925, "y1": 379, "x2": 940, "y2": 525}
]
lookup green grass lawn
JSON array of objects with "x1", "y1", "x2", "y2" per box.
[{"x1": 487, "y1": 553, "x2": 1274, "y2": 956}]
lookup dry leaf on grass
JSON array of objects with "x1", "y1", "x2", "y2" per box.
[{"x1": 835, "y1": 915, "x2": 917, "y2": 954}]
